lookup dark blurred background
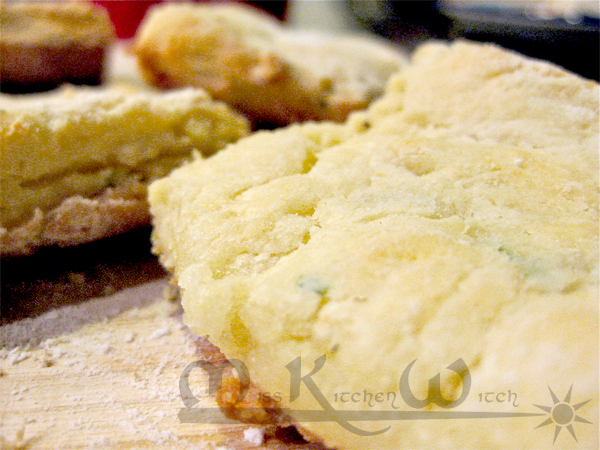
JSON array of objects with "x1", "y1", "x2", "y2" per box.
[
  {"x1": 348, "y1": 0, "x2": 599, "y2": 81},
  {"x1": 94, "y1": 0, "x2": 599, "y2": 81}
]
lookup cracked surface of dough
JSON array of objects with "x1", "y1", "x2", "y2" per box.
[{"x1": 149, "y1": 41, "x2": 599, "y2": 449}]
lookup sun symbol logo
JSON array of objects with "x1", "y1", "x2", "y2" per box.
[{"x1": 533, "y1": 385, "x2": 592, "y2": 444}]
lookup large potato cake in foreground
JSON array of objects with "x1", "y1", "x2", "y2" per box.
[{"x1": 149, "y1": 41, "x2": 599, "y2": 449}]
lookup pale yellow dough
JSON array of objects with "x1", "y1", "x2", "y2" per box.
[
  {"x1": 0, "y1": 86, "x2": 249, "y2": 255},
  {"x1": 149, "y1": 41, "x2": 599, "y2": 449}
]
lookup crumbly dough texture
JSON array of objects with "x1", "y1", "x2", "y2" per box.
[
  {"x1": 1, "y1": 86, "x2": 249, "y2": 255},
  {"x1": 149, "y1": 41, "x2": 599, "y2": 449},
  {"x1": 133, "y1": 2, "x2": 406, "y2": 125}
]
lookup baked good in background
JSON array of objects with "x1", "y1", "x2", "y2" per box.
[
  {"x1": 0, "y1": 1, "x2": 116, "y2": 93},
  {"x1": 133, "y1": 2, "x2": 407, "y2": 126},
  {"x1": 149, "y1": 40, "x2": 599, "y2": 449},
  {"x1": 0, "y1": 86, "x2": 249, "y2": 256}
]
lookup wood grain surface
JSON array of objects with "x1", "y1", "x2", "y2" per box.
[{"x1": 0, "y1": 231, "x2": 329, "y2": 450}]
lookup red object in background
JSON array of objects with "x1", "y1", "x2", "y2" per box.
[
  {"x1": 92, "y1": 1, "x2": 287, "y2": 40},
  {"x1": 93, "y1": 1, "x2": 162, "y2": 39}
]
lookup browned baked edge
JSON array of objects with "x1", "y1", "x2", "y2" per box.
[
  {"x1": 134, "y1": 36, "x2": 364, "y2": 126},
  {"x1": 0, "y1": 43, "x2": 108, "y2": 93},
  {"x1": 0, "y1": 182, "x2": 151, "y2": 256},
  {"x1": 190, "y1": 334, "x2": 333, "y2": 449}
]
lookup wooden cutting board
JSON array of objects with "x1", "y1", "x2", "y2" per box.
[{"x1": 0, "y1": 231, "x2": 326, "y2": 450}]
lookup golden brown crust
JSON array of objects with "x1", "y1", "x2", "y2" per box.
[
  {"x1": 135, "y1": 31, "x2": 360, "y2": 125},
  {"x1": 133, "y1": 3, "x2": 406, "y2": 125}
]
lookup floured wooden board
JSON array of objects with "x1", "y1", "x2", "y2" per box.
[
  {"x1": 0, "y1": 43, "x2": 328, "y2": 450},
  {"x1": 0, "y1": 277, "x2": 329, "y2": 450}
]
